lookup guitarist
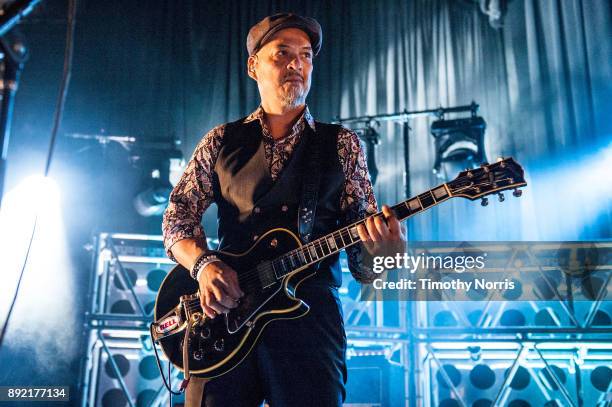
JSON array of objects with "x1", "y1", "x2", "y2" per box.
[{"x1": 162, "y1": 13, "x2": 405, "y2": 407}]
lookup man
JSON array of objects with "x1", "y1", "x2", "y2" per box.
[{"x1": 162, "y1": 13, "x2": 405, "y2": 407}]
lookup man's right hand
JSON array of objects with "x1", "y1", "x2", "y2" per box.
[{"x1": 198, "y1": 261, "x2": 244, "y2": 318}]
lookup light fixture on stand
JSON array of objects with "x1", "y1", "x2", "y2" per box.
[
  {"x1": 132, "y1": 140, "x2": 184, "y2": 217},
  {"x1": 431, "y1": 105, "x2": 488, "y2": 181}
]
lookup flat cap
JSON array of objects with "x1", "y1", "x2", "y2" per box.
[{"x1": 247, "y1": 13, "x2": 322, "y2": 56}]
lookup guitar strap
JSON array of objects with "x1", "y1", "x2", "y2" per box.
[{"x1": 298, "y1": 122, "x2": 339, "y2": 243}]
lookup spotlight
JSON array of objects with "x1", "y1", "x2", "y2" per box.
[
  {"x1": 132, "y1": 145, "x2": 184, "y2": 217},
  {"x1": 430, "y1": 115, "x2": 488, "y2": 181}
]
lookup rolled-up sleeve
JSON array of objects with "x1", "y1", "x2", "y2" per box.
[
  {"x1": 162, "y1": 124, "x2": 225, "y2": 261},
  {"x1": 337, "y1": 127, "x2": 379, "y2": 283}
]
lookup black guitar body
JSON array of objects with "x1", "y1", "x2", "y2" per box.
[{"x1": 154, "y1": 228, "x2": 314, "y2": 379}]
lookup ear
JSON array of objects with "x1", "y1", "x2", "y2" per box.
[{"x1": 247, "y1": 55, "x2": 257, "y2": 81}]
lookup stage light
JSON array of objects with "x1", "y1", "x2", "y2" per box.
[
  {"x1": 518, "y1": 141, "x2": 612, "y2": 239},
  {"x1": 430, "y1": 115, "x2": 488, "y2": 181},
  {"x1": 132, "y1": 146, "x2": 183, "y2": 217},
  {"x1": 0, "y1": 175, "x2": 75, "y2": 361},
  {"x1": 0, "y1": 174, "x2": 65, "y2": 292},
  {"x1": 133, "y1": 171, "x2": 174, "y2": 217}
]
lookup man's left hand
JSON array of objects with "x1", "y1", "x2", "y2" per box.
[{"x1": 356, "y1": 205, "x2": 406, "y2": 255}]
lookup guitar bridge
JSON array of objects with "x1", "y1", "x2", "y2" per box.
[{"x1": 181, "y1": 293, "x2": 202, "y2": 321}]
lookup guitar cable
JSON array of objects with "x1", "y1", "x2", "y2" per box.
[
  {"x1": 149, "y1": 323, "x2": 184, "y2": 396},
  {"x1": 0, "y1": 0, "x2": 77, "y2": 351}
]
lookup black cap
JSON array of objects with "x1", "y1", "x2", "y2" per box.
[{"x1": 247, "y1": 13, "x2": 322, "y2": 56}]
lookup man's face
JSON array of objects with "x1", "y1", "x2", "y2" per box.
[{"x1": 248, "y1": 28, "x2": 313, "y2": 109}]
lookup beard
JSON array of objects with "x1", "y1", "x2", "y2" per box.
[{"x1": 278, "y1": 81, "x2": 308, "y2": 109}]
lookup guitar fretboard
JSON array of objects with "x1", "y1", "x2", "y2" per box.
[{"x1": 268, "y1": 183, "x2": 452, "y2": 279}]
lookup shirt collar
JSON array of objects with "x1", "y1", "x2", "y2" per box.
[{"x1": 244, "y1": 105, "x2": 316, "y2": 136}]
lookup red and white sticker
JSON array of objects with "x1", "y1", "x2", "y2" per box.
[{"x1": 156, "y1": 315, "x2": 180, "y2": 334}]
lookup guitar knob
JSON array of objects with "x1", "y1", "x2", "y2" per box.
[
  {"x1": 193, "y1": 350, "x2": 203, "y2": 361},
  {"x1": 200, "y1": 326, "x2": 211, "y2": 340},
  {"x1": 513, "y1": 189, "x2": 523, "y2": 197},
  {"x1": 498, "y1": 193, "x2": 505, "y2": 202},
  {"x1": 213, "y1": 339, "x2": 225, "y2": 352},
  {"x1": 481, "y1": 197, "x2": 489, "y2": 207}
]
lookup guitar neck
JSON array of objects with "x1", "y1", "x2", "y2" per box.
[{"x1": 272, "y1": 183, "x2": 452, "y2": 279}]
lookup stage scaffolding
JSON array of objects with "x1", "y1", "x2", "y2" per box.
[{"x1": 79, "y1": 234, "x2": 612, "y2": 407}]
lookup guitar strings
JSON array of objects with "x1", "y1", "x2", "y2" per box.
[
  {"x1": 210, "y1": 201, "x2": 407, "y2": 290},
  {"x1": 233, "y1": 189, "x2": 441, "y2": 287}
]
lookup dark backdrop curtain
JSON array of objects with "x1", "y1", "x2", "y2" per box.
[
  {"x1": 10, "y1": 0, "x2": 610, "y2": 240},
  {"x1": 177, "y1": 0, "x2": 611, "y2": 240},
  {"x1": 4, "y1": 0, "x2": 609, "y2": 250}
]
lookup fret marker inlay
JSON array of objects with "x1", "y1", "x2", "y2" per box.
[{"x1": 408, "y1": 199, "x2": 421, "y2": 211}]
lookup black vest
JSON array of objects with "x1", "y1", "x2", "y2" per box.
[{"x1": 212, "y1": 117, "x2": 345, "y2": 287}]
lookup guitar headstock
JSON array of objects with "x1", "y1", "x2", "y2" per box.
[{"x1": 447, "y1": 157, "x2": 527, "y2": 205}]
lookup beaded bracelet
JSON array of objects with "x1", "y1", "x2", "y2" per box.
[{"x1": 190, "y1": 252, "x2": 220, "y2": 280}]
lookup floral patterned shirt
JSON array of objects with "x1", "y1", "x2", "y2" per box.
[{"x1": 162, "y1": 106, "x2": 378, "y2": 283}]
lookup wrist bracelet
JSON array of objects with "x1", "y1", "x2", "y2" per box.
[
  {"x1": 195, "y1": 258, "x2": 221, "y2": 281},
  {"x1": 190, "y1": 252, "x2": 219, "y2": 280}
]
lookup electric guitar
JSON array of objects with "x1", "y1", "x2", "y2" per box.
[{"x1": 151, "y1": 158, "x2": 526, "y2": 379}]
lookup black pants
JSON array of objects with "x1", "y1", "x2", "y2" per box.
[{"x1": 202, "y1": 284, "x2": 347, "y2": 407}]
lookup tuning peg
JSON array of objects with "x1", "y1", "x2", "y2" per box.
[
  {"x1": 498, "y1": 193, "x2": 505, "y2": 202},
  {"x1": 481, "y1": 197, "x2": 489, "y2": 206},
  {"x1": 513, "y1": 189, "x2": 523, "y2": 197}
]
